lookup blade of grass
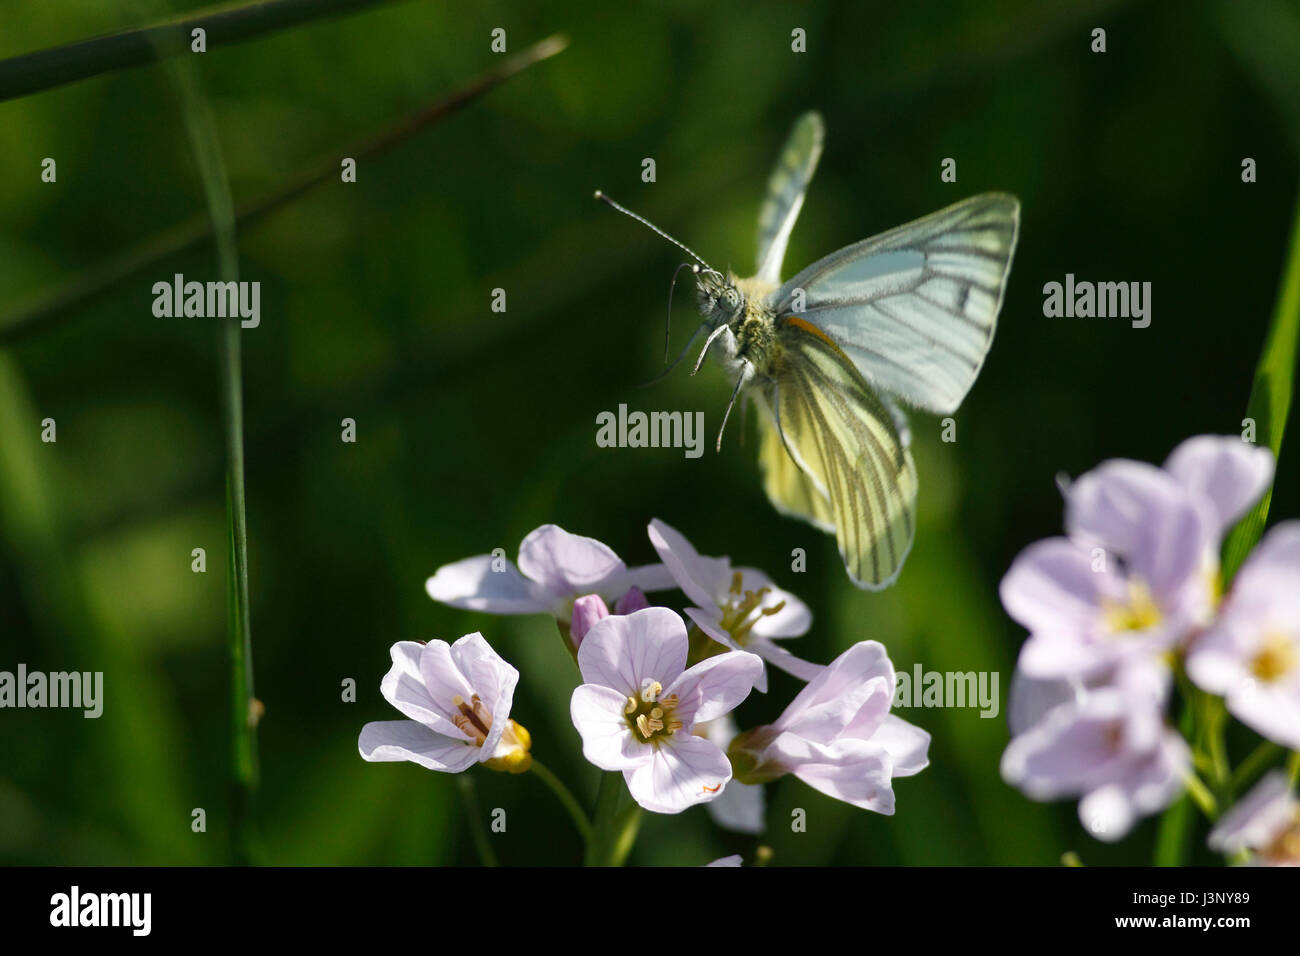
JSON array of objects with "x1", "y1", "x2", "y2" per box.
[
  {"x1": 0, "y1": 0, "x2": 409, "y2": 102},
  {"x1": 1222, "y1": 183, "x2": 1300, "y2": 581},
  {"x1": 149, "y1": 15, "x2": 260, "y2": 864},
  {"x1": 0, "y1": 33, "x2": 568, "y2": 345}
]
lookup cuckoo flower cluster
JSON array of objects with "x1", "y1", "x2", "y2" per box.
[
  {"x1": 999, "y1": 434, "x2": 1300, "y2": 862},
  {"x1": 360, "y1": 520, "x2": 929, "y2": 840}
]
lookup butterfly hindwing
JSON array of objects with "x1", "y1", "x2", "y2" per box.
[
  {"x1": 772, "y1": 192, "x2": 1019, "y2": 415},
  {"x1": 755, "y1": 111, "x2": 825, "y2": 285},
  {"x1": 763, "y1": 318, "x2": 919, "y2": 590}
]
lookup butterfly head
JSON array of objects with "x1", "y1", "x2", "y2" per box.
[{"x1": 695, "y1": 267, "x2": 744, "y2": 330}]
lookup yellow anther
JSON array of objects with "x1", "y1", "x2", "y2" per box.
[
  {"x1": 624, "y1": 696, "x2": 638, "y2": 715},
  {"x1": 1251, "y1": 633, "x2": 1297, "y2": 683}
]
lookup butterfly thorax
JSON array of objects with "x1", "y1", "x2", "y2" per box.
[{"x1": 697, "y1": 271, "x2": 781, "y2": 381}]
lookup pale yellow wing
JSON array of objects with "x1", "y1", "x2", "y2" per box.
[{"x1": 759, "y1": 317, "x2": 918, "y2": 590}]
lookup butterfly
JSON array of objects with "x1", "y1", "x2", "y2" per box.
[{"x1": 596, "y1": 111, "x2": 1019, "y2": 589}]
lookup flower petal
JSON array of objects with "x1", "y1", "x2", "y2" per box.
[
  {"x1": 706, "y1": 780, "x2": 766, "y2": 834},
  {"x1": 774, "y1": 641, "x2": 895, "y2": 743},
  {"x1": 624, "y1": 732, "x2": 732, "y2": 813},
  {"x1": 448, "y1": 632, "x2": 518, "y2": 759},
  {"x1": 867, "y1": 715, "x2": 931, "y2": 777},
  {"x1": 381, "y1": 641, "x2": 467, "y2": 739},
  {"x1": 784, "y1": 737, "x2": 896, "y2": 814},
  {"x1": 648, "y1": 518, "x2": 732, "y2": 609},
  {"x1": 667, "y1": 650, "x2": 763, "y2": 726},
  {"x1": 1208, "y1": 772, "x2": 1297, "y2": 854},
  {"x1": 1000, "y1": 538, "x2": 1112, "y2": 637},
  {"x1": 576, "y1": 606, "x2": 689, "y2": 695},
  {"x1": 517, "y1": 524, "x2": 627, "y2": 597},
  {"x1": 425, "y1": 554, "x2": 548, "y2": 614},
  {"x1": 570, "y1": 684, "x2": 650, "y2": 770},
  {"x1": 1164, "y1": 435, "x2": 1274, "y2": 538},
  {"x1": 358, "y1": 720, "x2": 480, "y2": 773}
]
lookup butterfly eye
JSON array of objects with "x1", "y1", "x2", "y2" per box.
[{"x1": 723, "y1": 289, "x2": 740, "y2": 309}]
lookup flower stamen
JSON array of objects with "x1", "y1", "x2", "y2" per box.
[
  {"x1": 627, "y1": 681, "x2": 679, "y2": 742},
  {"x1": 1250, "y1": 633, "x2": 1297, "y2": 683},
  {"x1": 452, "y1": 693, "x2": 493, "y2": 744},
  {"x1": 1102, "y1": 578, "x2": 1162, "y2": 635}
]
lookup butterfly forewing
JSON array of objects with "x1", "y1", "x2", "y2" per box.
[
  {"x1": 755, "y1": 111, "x2": 825, "y2": 285},
  {"x1": 763, "y1": 321, "x2": 919, "y2": 590},
  {"x1": 771, "y1": 193, "x2": 1019, "y2": 414}
]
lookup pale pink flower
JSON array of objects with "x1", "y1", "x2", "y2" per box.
[
  {"x1": 1187, "y1": 522, "x2": 1300, "y2": 750},
  {"x1": 569, "y1": 607, "x2": 763, "y2": 813},
  {"x1": 359, "y1": 633, "x2": 531, "y2": 773},
  {"x1": 1001, "y1": 661, "x2": 1188, "y2": 841},
  {"x1": 1208, "y1": 771, "x2": 1300, "y2": 866},
  {"x1": 728, "y1": 641, "x2": 930, "y2": 814},
  {"x1": 1001, "y1": 436, "x2": 1273, "y2": 681}
]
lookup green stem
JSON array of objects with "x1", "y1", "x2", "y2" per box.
[
  {"x1": 1203, "y1": 696, "x2": 1230, "y2": 793},
  {"x1": 455, "y1": 773, "x2": 498, "y2": 867},
  {"x1": 584, "y1": 772, "x2": 642, "y2": 866},
  {"x1": 1289, "y1": 751, "x2": 1300, "y2": 788},
  {"x1": 529, "y1": 759, "x2": 593, "y2": 842},
  {"x1": 1154, "y1": 693, "x2": 1198, "y2": 866},
  {"x1": 0, "y1": 0, "x2": 408, "y2": 102},
  {"x1": 1229, "y1": 740, "x2": 1283, "y2": 793},
  {"x1": 1184, "y1": 773, "x2": 1218, "y2": 820}
]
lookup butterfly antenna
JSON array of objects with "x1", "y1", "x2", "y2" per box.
[
  {"x1": 594, "y1": 190, "x2": 714, "y2": 272},
  {"x1": 664, "y1": 261, "x2": 699, "y2": 362},
  {"x1": 716, "y1": 364, "x2": 749, "y2": 453}
]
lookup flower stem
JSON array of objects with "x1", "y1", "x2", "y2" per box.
[
  {"x1": 529, "y1": 759, "x2": 593, "y2": 842},
  {"x1": 1184, "y1": 773, "x2": 1218, "y2": 819},
  {"x1": 456, "y1": 773, "x2": 498, "y2": 867},
  {"x1": 1288, "y1": 751, "x2": 1300, "y2": 788},
  {"x1": 1229, "y1": 740, "x2": 1282, "y2": 793},
  {"x1": 584, "y1": 772, "x2": 641, "y2": 866}
]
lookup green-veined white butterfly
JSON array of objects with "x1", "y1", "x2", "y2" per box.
[{"x1": 596, "y1": 111, "x2": 1019, "y2": 589}]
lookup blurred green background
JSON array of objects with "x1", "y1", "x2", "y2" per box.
[{"x1": 1, "y1": 0, "x2": 1297, "y2": 866}]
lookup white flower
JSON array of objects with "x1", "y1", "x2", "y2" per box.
[
  {"x1": 729, "y1": 641, "x2": 930, "y2": 814},
  {"x1": 1208, "y1": 771, "x2": 1300, "y2": 866},
  {"x1": 1187, "y1": 522, "x2": 1300, "y2": 750},
  {"x1": 1001, "y1": 660, "x2": 1188, "y2": 841},
  {"x1": 359, "y1": 633, "x2": 531, "y2": 773},
  {"x1": 569, "y1": 607, "x2": 763, "y2": 813},
  {"x1": 648, "y1": 518, "x2": 819, "y2": 691},
  {"x1": 1000, "y1": 436, "x2": 1273, "y2": 681}
]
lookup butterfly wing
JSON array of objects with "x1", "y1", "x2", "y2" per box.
[
  {"x1": 761, "y1": 317, "x2": 918, "y2": 590},
  {"x1": 755, "y1": 112, "x2": 825, "y2": 285},
  {"x1": 756, "y1": 394, "x2": 836, "y2": 533},
  {"x1": 771, "y1": 193, "x2": 1019, "y2": 415}
]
